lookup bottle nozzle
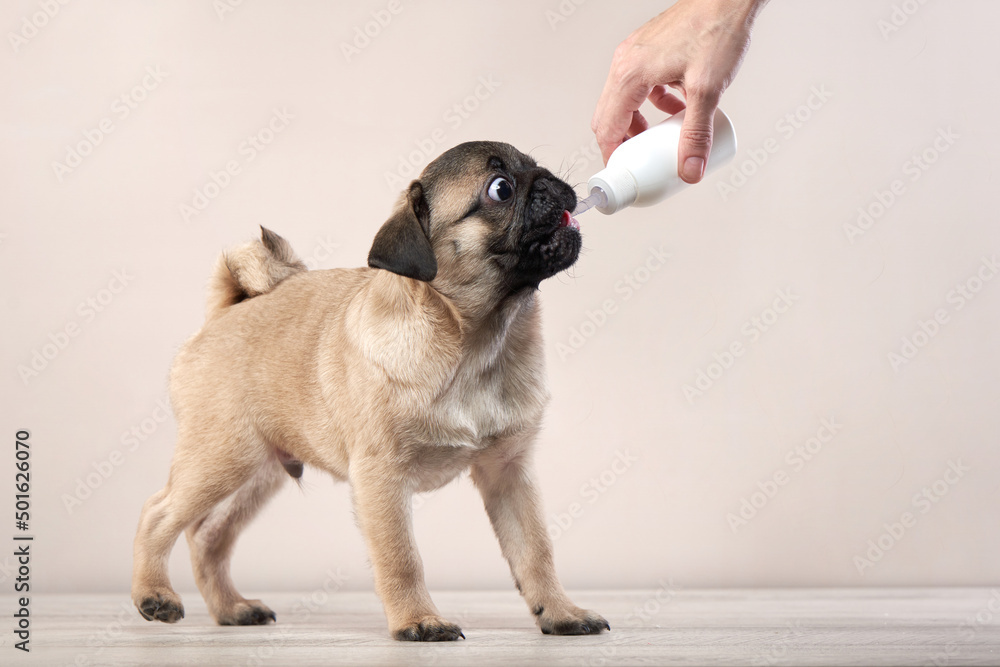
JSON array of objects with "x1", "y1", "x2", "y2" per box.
[
  {"x1": 573, "y1": 188, "x2": 608, "y2": 216},
  {"x1": 587, "y1": 167, "x2": 638, "y2": 215}
]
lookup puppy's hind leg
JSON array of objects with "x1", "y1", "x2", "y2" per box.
[
  {"x1": 131, "y1": 435, "x2": 266, "y2": 624},
  {"x1": 185, "y1": 457, "x2": 287, "y2": 625}
]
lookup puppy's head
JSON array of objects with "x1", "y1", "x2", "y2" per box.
[{"x1": 368, "y1": 142, "x2": 581, "y2": 304}]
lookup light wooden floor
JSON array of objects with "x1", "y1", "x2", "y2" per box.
[{"x1": 6, "y1": 588, "x2": 1000, "y2": 666}]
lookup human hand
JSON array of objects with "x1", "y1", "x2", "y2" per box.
[{"x1": 591, "y1": 0, "x2": 768, "y2": 183}]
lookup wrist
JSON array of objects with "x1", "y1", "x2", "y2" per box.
[{"x1": 694, "y1": 0, "x2": 769, "y2": 24}]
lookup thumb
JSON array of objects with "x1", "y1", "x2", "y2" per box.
[{"x1": 677, "y1": 94, "x2": 717, "y2": 184}]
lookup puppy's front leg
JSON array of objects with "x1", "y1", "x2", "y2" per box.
[
  {"x1": 350, "y1": 457, "x2": 464, "y2": 641},
  {"x1": 472, "y1": 439, "x2": 610, "y2": 635}
]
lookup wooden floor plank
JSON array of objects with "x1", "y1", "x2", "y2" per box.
[{"x1": 4, "y1": 588, "x2": 999, "y2": 666}]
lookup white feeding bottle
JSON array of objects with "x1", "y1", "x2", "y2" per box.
[{"x1": 576, "y1": 108, "x2": 737, "y2": 215}]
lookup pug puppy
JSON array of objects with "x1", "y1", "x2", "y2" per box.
[{"x1": 132, "y1": 141, "x2": 608, "y2": 641}]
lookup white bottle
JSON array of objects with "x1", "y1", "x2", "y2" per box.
[{"x1": 580, "y1": 108, "x2": 737, "y2": 215}]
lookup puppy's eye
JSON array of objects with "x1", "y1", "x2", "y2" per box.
[{"x1": 487, "y1": 177, "x2": 514, "y2": 202}]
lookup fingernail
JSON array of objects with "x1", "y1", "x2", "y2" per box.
[{"x1": 682, "y1": 157, "x2": 705, "y2": 183}]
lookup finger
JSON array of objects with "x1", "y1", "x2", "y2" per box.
[
  {"x1": 677, "y1": 90, "x2": 719, "y2": 184},
  {"x1": 592, "y1": 59, "x2": 652, "y2": 163},
  {"x1": 626, "y1": 111, "x2": 649, "y2": 139},
  {"x1": 647, "y1": 85, "x2": 686, "y2": 115},
  {"x1": 592, "y1": 87, "x2": 646, "y2": 163}
]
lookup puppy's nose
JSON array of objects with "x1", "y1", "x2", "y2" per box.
[
  {"x1": 530, "y1": 175, "x2": 558, "y2": 196},
  {"x1": 527, "y1": 173, "x2": 576, "y2": 219}
]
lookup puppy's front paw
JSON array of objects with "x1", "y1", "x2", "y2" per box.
[
  {"x1": 136, "y1": 591, "x2": 185, "y2": 623},
  {"x1": 536, "y1": 605, "x2": 610, "y2": 636},
  {"x1": 393, "y1": 615, "x2": 465, "y2": 642},
  {"x1": 216, "y1": 599, "x2": 277, "y2": 626}
]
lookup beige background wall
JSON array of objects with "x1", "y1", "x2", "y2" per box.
[{"x1": 2, "y1": 0, "x2": 998, "y2": 595}]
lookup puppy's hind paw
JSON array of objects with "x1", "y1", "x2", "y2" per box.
[
  {"x1": 217, "y1": 599, "x2": 277, "y2": 626},
  {"x1": 136, "y1": 592, "x2": 185, "y2": 623},
  {"x1": 393, "y1": 616, "x2": 465, "y2": 642},
  {"x1": 538, "y1": 606, "x2": 610, "y2": 636}
]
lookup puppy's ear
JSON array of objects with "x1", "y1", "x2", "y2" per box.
[{"x1": 368, "y1": 181, "x2": 437, "y2": 282}]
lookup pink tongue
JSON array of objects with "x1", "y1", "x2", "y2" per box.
[{"x1": 560, "y1": 210, "x2": 581, "y2": 230}]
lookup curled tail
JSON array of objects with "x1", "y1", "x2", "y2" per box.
[{"x1": 207, "y1": 226, "x2": 307, "y2": 319}]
